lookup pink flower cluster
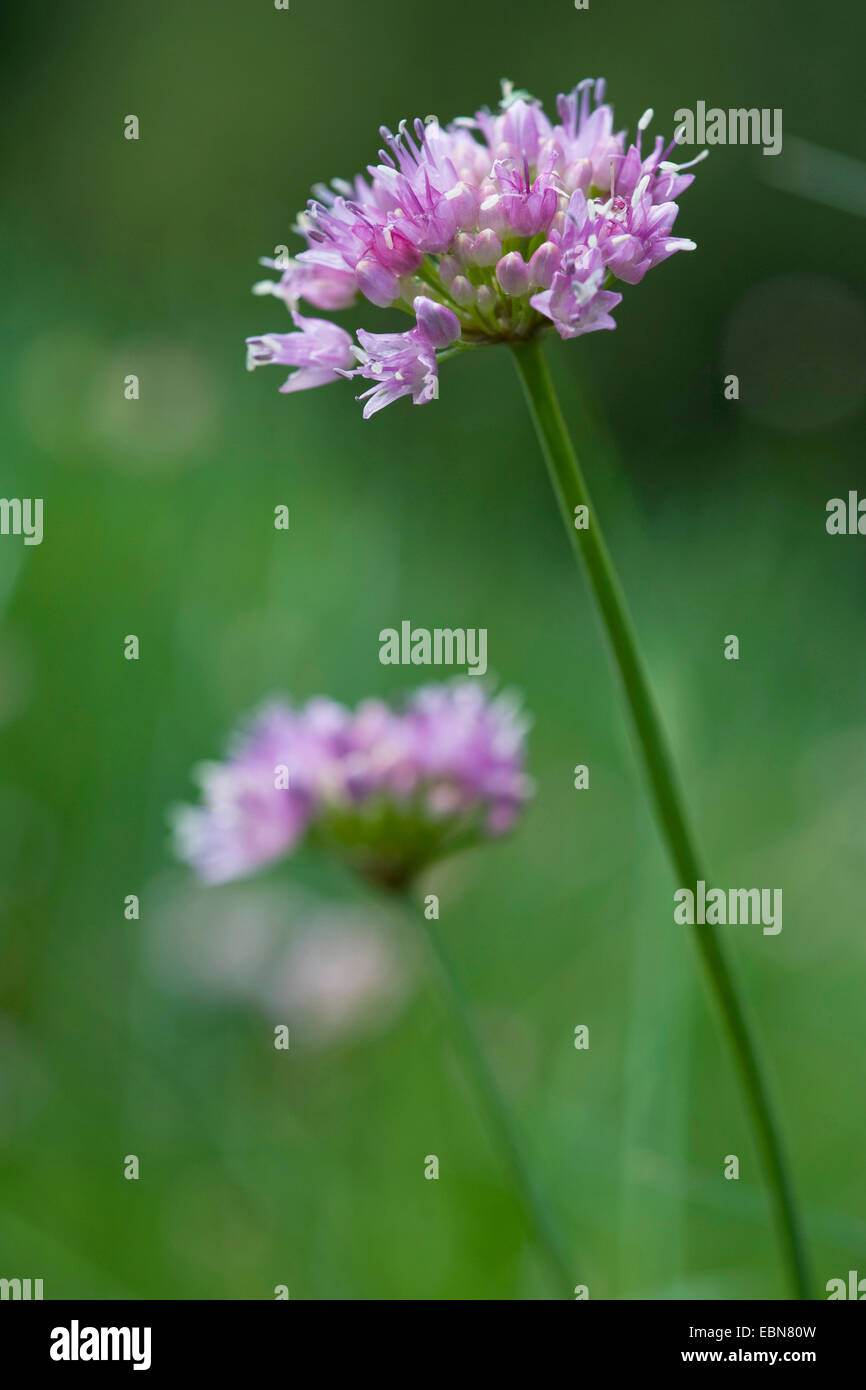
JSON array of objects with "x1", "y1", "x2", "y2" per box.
[
  {"x1": 174, "y1": 682, "x2": 533, "y2": 888},
  {"x1": 247, "y1": 78, "x2": 702, "y2": 414}
]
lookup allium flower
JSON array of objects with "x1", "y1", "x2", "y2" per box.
[
  {"x1": 253, "y1": 253, "x2": 358, "y2": 311},
  {"x1": 350, "y1": 296, "x2": 460, "y2": 417},
  {"x1": 236, "y1": 78, "x2": 808, "y2": 1300},
  {"x1": 246, "y1": 309, "x2": 355, "y2": 393},
  {"x1": 173, "y1": 681, "x2": 533, "y2": 890},
  {"x1": 247, "y1": 77, "x2": 703, "y2": 413}
]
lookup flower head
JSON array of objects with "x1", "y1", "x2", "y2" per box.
[
  {"x1": 173, "y1": 681, "x2": 533, "y2": 890},
  {"x1": 248, "y1": 78, "x2": 702, "y2": 414}
]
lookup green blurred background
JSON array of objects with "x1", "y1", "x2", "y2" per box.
[{"x1": 1, "y1": 0, "x2": 864, "y2": 1299}]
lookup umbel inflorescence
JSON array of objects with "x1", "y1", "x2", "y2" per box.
[
  {"x1": 174, "y1": 682, "x2": 532, "y2": 891},
  {"x1": 247, "y1": 78, "x2": 703, "y2": 416}
]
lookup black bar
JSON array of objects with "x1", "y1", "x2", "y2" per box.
[{"x1": 2, "y1": 1298, "x2": 861, "y2": 1374}]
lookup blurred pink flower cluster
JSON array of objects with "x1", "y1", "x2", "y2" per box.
[{"x1": 174, "y1": 681, "x2": 532, "y2": 888}]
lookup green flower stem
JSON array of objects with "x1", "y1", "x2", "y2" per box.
[
  {"x1": 511, "y1": 336, "x2": 811, "y2": 1301},
  {"x1": 409, "y1": 895, "x2": 574, "y2": 1296}
]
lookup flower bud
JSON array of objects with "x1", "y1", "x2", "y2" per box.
[
  {"x1": 413, "y1": 296, "x2": 461, "y2": 349},
  {"x1": 479, "y1": 194, "x2": 508, "y2": 239},
  {"x1": 450, "y1": 275, "x2": 476, "y2": 307},
  {"x1": 453, "y1": 232, "x2": 475, "y2": 264},
  {"x1": 528, "y1": 241, "x2": 561, "y2": 290},
  {"x1": 472, "y1": 229, "x2": 502, "y2": 267},
  {"x1": 496, "y1": 252, "x2": 530, "y2": 297},
  {"x1": 549, "y1": 211, "x2": 568, "y2": 239},
  {"x1": 562, "y1": 158, "x2": 592, "y2": 194},
  {"x1": 438, "y1": 254, "x2": 460, "y2": 287},
  {"x1": 443, "y1": 180, "x2": 480, "y2": 228}
]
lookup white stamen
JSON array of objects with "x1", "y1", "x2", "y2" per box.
[
  {"x1": 633, "y1": 173, "x2": 651, "y2": 206},
  {"x1": 661, "y1": 149, "x2": 710, "y2": 172}
]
